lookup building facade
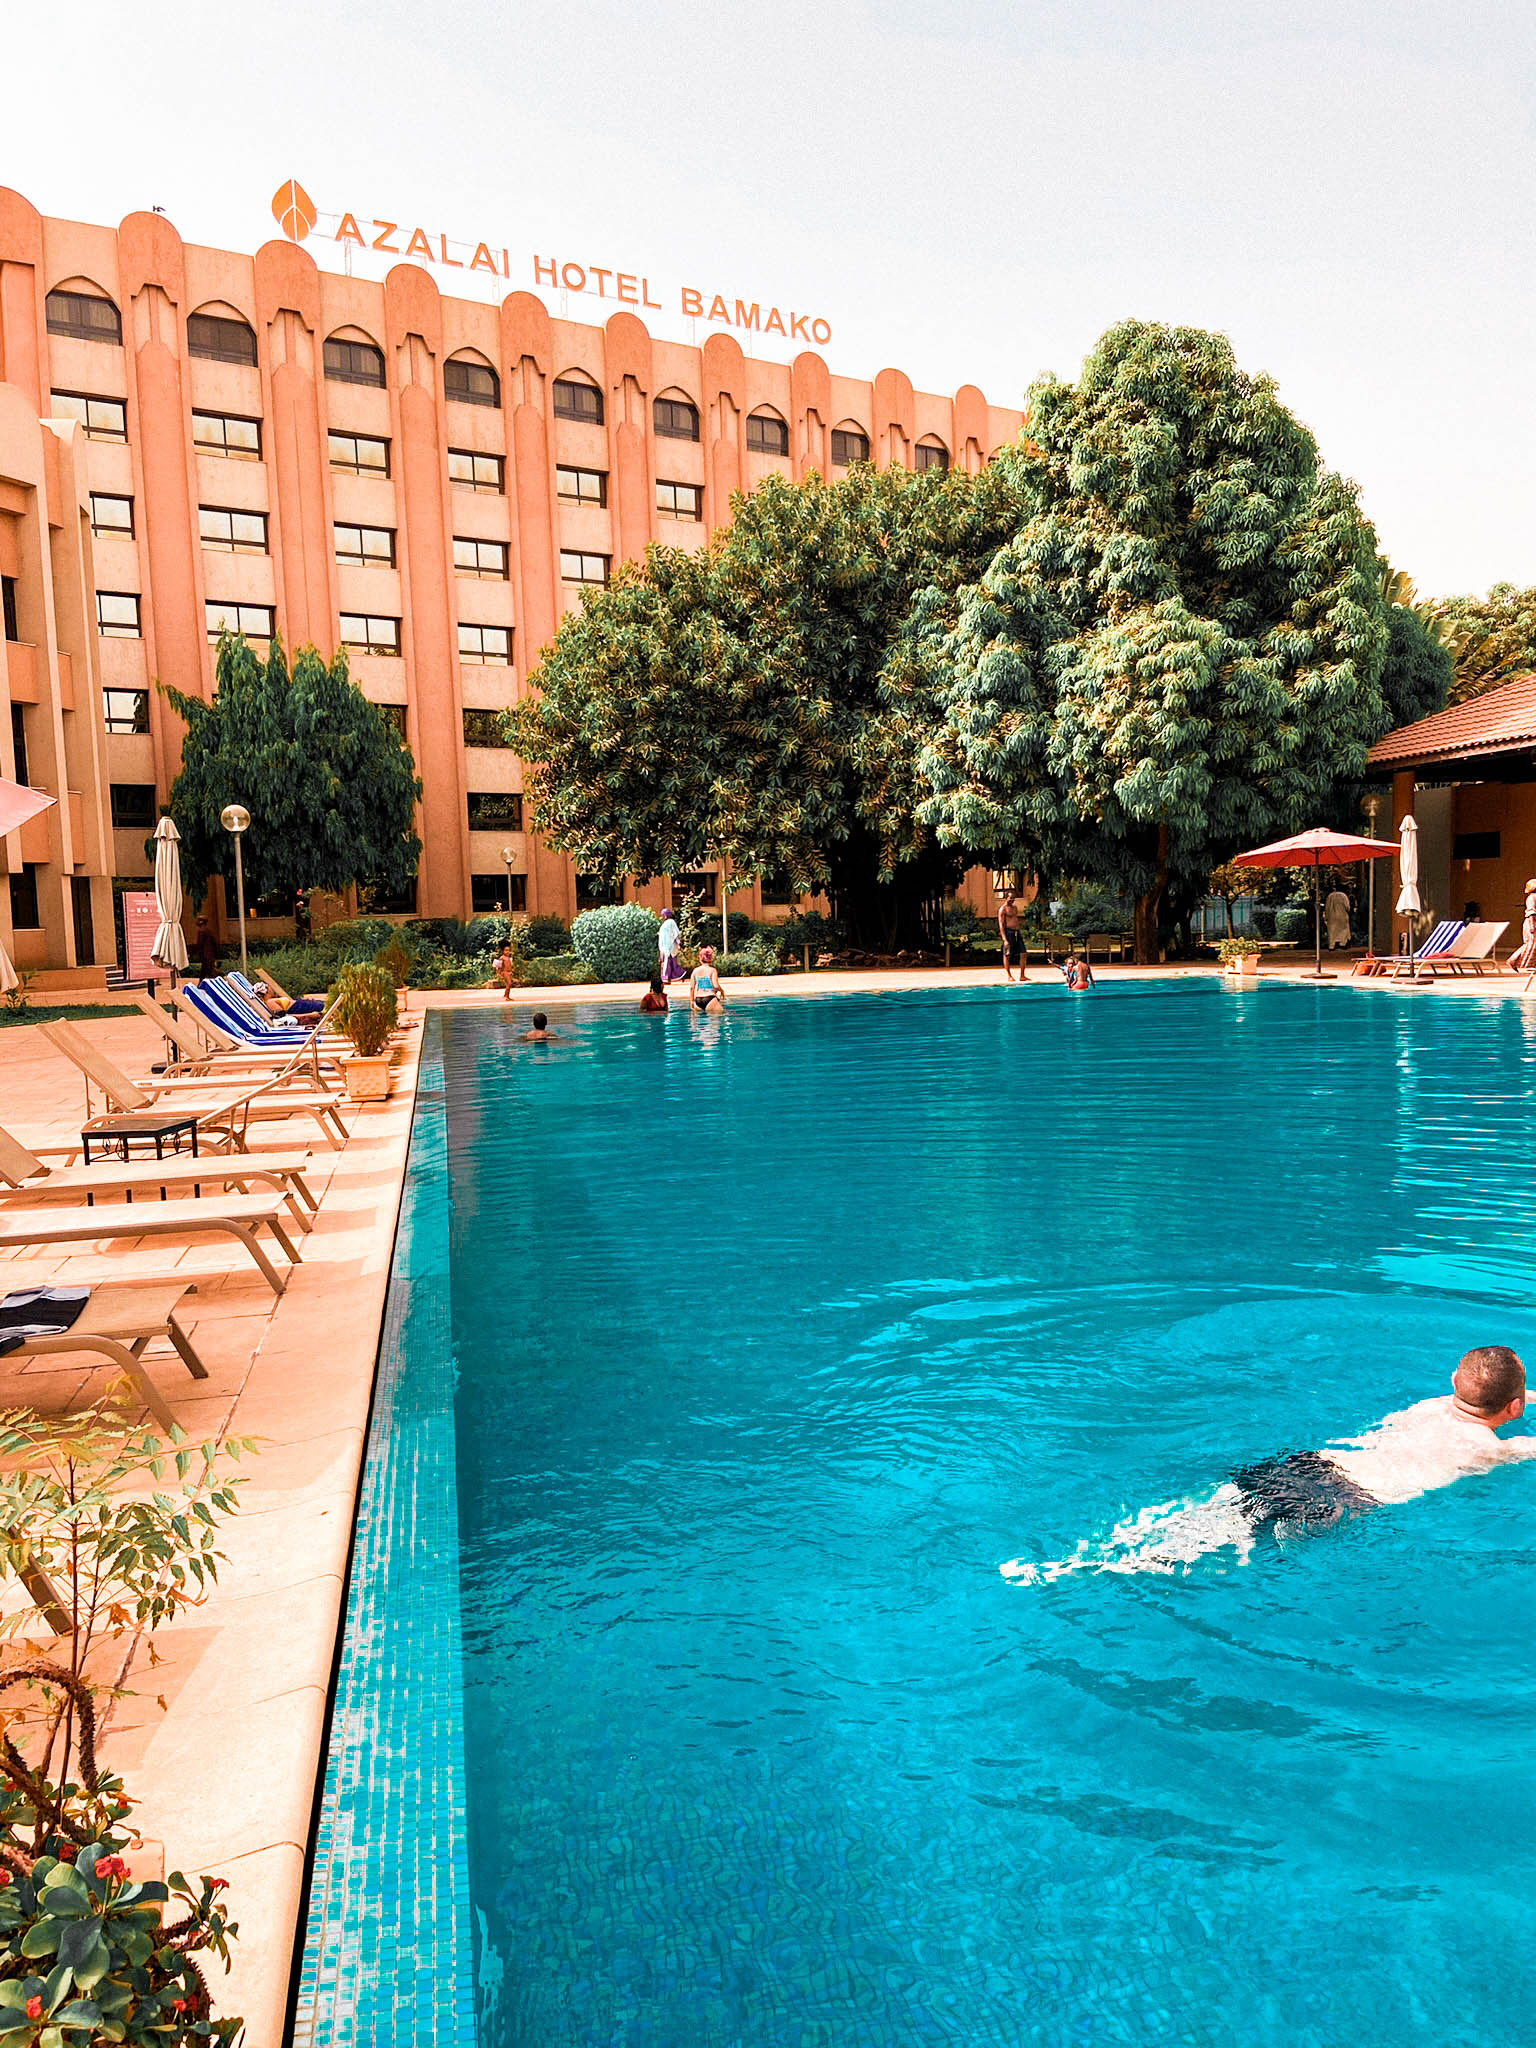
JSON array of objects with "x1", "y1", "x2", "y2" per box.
[{"x1": 0, "y1": 187, "x2": 1024, "y2": 967}]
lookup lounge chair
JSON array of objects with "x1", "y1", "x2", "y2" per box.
[
  {"x1": 1, "y1": 1279, "x2": 209, "y2": 1434},
  {"x1": 39, "y1": 1020, "x2": 350, "y2": 1151},
  {"x1": 0, "y1": 1189, "x2": 303, "y2": 1295},
  {"x1": 1426, "y1": 920, "x2": 1510, "y2": 974},
  {"x1": 1356, "y1": 919, "x2": 1465, "y2": 979},
  {"x1": 186, "y1": 981, "x2": 316, "y2": 1045},
  {"x1": 0, "y1": 1123, "x2": 317, "y2": 1234},
  {"x1": 132, "y1": 994, "x2": 341, "y2": 1088}
]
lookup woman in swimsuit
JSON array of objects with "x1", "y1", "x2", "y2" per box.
[{"x1": 689, "y1": 946, "x2": 726, "y2": 1013}]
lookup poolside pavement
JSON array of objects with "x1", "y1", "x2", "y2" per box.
[{"x1": 0, "y1": 1003, "x2": 422, "y2": 2047}]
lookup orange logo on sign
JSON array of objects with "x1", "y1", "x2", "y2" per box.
[{"x1": 272, "y1": 179, "x2": 317, "y2": 244}]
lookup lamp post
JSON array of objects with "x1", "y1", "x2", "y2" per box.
[
  {"x1": 1362, "y1": 790, "x2": 1384, "y2": 956},
  {"x1": 501, "y1": 845, "x2": 516, "y2": 918},
  {"x1": 220, "y1": 803, "x2": 250, "y2": 979}
]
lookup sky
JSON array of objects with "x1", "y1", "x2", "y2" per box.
[{"x1": 5, "y1": 0, "x2": 1533, "y2": 596}]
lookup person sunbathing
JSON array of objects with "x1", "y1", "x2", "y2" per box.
[{"x1": 1001, "y1": 1345, "x2": 1535, "y2": 1582}]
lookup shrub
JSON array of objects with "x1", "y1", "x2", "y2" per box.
[
  {"x1": 524, "y1": 914, "x2": 570, "y2": 957},
  {"x1": 1275, "y1": 904, "x2": 1310, "y2": 944},
  {"x1": 779, "y1": 910, "x2": 846, "y2": 956},
  {"x1": 1250, "y1": 905, "x2": 1277, "y2": 939},
  {"x1": 330, "y1": 962, "x2": 397, "y2": 1056},
  {"x1": 717, "y1": 933, "x2": 788, "y2": 977},
  {"x1": 1218, "y1": 935, "x2": 1261, "y2": 963},
  {"x1": 519, "y1": 952, "x2": 599, "y2": 986},
  {"x1": 373, "y1": 936, "x2": 413, "y2": 987},
  {"x1": 571, "y1": 904, "x2": 659, "y2": 982}
]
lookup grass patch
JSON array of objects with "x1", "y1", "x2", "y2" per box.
[{"x1": 0, "y1": 1003, "x2": 139, "y2": 1029}]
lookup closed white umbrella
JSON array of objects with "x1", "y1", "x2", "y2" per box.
[
  {"x1": 0, "y1": 941, "x2": 16, "y2": 995},
  {"x1": 1395, "y1": 814, "x2": 1420, "y2": 915},
  {"x1": 151, "y1": 816, "x2": 189, "y2": 974}
]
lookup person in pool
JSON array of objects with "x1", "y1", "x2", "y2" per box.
[
  {"x1": 1061, "y1": 951, "x2": 1094, "y2": 992},
  {"x1": 519, "y1": 1011, "x2": 562, "y2": 1043},
  {"x1": 689, "y1": 946, "x2": 726, "y2": 1013},
  {"x1": 639, "y1": 975, "x2": 669, "y2": 1014},
  {"x1": 1001, "y1": 1344, "x2": 1536, "y2": 1581}
]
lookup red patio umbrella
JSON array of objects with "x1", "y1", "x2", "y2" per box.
[{"x1": 1233, "y1": 826, "x2": 1399, "y2": 981}]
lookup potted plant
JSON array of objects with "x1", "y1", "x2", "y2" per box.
[
  {"x1": 1218, "y1": 935, "x2": 1261, "y2": 983},
  {"x1": 330, "y1": 962, "x2": 397, "y2": 1099}
]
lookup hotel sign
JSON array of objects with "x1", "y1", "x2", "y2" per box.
[{"x1": 271, "y1": 180, "x2": 833, "y2": 346}]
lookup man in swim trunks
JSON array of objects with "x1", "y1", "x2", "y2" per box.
[
  {"x1": 519, "y1": 1011, "x2": 562, "y2": 1042},
  {"x1": 1002, "y1": 1345, "x2": 1535, "y2": 1580},
  {"x1": 997, "y1": 891, "x2": 1026, "y2": 982}
]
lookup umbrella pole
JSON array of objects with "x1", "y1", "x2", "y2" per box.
[{"x1": 1303, "y1": 854, "x2": 1335, "y2": 981}]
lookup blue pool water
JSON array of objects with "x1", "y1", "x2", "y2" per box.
[{"x1": 337, "y1": 983, "x2": 1536, "y2": 2047}]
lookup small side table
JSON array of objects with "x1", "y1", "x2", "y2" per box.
[{"x1": 81, "y1": 1114, "x2": 200, "y2": 1202}]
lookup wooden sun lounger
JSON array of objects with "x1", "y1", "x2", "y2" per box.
[
  {"x1": 132, "y1": 994, "x2": 342, "y2": 1087},
  {"x1": 0, "y1": 1124, "x2": 318, "y2": 1234},
  {"x1": 0, "y1": 1190, "x2": 302, "y2": 1296},
  {"x1": 39, "y1": 1020, "x2": 350, "y2": 1151},
  {"x1": 2, "y1": 1280, "x2": 209, "y2": 1434}
]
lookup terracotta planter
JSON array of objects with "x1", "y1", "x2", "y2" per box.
[
  {"x1": 341, "y1": 1053, "x2": 393, "y2": 1100},
  {"x1": 1223, "y1": 956, "x2": 1259, "y2": 984}
]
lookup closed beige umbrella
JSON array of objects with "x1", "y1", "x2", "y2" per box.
[
  {"x1": 151, "y1": 816, "x2": 189, "y2": 974},
  {"x1": 0, "y1": 941, "x2": 16, "y2": 996}
]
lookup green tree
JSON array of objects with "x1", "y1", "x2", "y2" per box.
[
  {"x1": 162, "y1": 634, "x2": 421, "y2": 904},
  {"x1": 510, "y1": 460, "x2": 1028, "y2": 946},
  {"x1": 920, "y1": 322, "x2": 1396, "y2": 960},
  {"x1": 1434, "y1": 582, "x2": 1536, "y2": 704}
]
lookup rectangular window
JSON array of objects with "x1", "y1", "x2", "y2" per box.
[
  {"x1": 205, "y1": 599, "x2": 274, "y2": 642},
  {"x1": 89, "y1": 493, "x2": 135, "y2": 539},
  {"x1": 199, "y1": 505, "x2": 268, "y2": 554},
  {"x1": 95, "y1": 590, "x2": 141, "y2": 638},
  {"x1": 323, "y1": 339, "x2": 386, "y2": 387},
  {"x1": 556, "y1": 464, "x2": 607, "y2": 507},
  {"x1": 673, "y1": 870, "x2": 718, "y2": 906},
  {"x1": 575, "y1": 873, "x2": 621, "y2": 909},
  {"x1": 830, "y1": 428, "x2": 870, "y2": 466},
  {"x1": 192, "y1": 410, "x2": 261, "y2": 459},
  {"x1": 453, "y1": 536, "x2": 509, "y2": 579},
  {"x1": 746, "y1": 414, "x2": 789, "y2": 455},
  {"x1": 376, "y1": 703, "x2": 408, "y2": 739},
  {"x1": 759, "y1": 874, "x2": 796, "y2": 905},
  {"x1": 914, "y1": 444, "x2": 950, "y2": 472},
  {"x1": 8, "y1": 865, "x2": 40, "y2": 931},
  {"x1": 656, "y1": 480, "x2": 703, "y2": 521},
  {"x1": 1453, "y1": 831, "x2": 1502, "y2": 861},
  {"x1": 553, "y1": 378, "x2": 603, "y2": 424},
  {"x1": 186, "y1": 314, "x2": 257, "y2": 366},
  {"x1": 334, "y1": 523, "x2": 397, "y2": 567},
  {"x1": 560, "y1": 550, "x2": 609, "y2": 586},
  {"x1": 445, "y1": 359, "x2": 499, "y2": 407},
  {"x1": 328, "y1": 431, "x2": 390, "y2": 477},
  {"x1": 466, "y1": 791, "x2": 524, "y2": 832},
  {"x1": 462, "y1": 708, "x2": 512, "y2": 747},
  {"x1": 653, "y1": 397, "x2": 700, "y2": 441},
  {"x1": 458, "y1": 623, "x2": 513, "y2": 665},
  {"x1": 1, "y1": 577, "x2": 17, "y2": 641},
  {"x1": 103, "y1": 686, "x2": 150, "y2": 735},
  {"x1": 357, "y1": 872, "x2": 418, "y2": 914},
  {"x1": 471, "y1": 872, "x2": 527, "y2": 913},
  {"x1": 11, "y1": 706, "x2": 27, "y2": 786},
  {"x1": 46, "y1": 292, "x2": 121, "y2": 344},
  {"x1": 109, "y1": 783, "x2": 157, "y2": 830},
  {"x1": 448, "y1": 448, "x2": 504, "y2": 493},
  {"x1": 51, "y1": 391, "x2": 127, "y2": 443},
  {"x1": 339, "y1": 613, "x2": 402, "y2": 655}
]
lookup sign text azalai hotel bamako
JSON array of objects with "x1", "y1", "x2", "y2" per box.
[{"x1": 272, "y1": 181, "x2": 833, "y2": 347}]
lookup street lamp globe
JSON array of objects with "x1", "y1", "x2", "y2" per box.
[{"x1": 220, "y1": 803, "x2": 250, "y2": 834}]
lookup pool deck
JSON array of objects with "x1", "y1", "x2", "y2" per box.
[{"x1": 0, "y1": 954, "x2": 1529, "y2": 2040}]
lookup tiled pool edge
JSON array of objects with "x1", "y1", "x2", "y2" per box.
[{"x1": 292, "y1": 1016, "x2": 475, "y2": 2048}]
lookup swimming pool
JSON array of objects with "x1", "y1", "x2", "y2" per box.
[{"x1": 299, "y1": 982, "x2": 1536, "y2": 2047}]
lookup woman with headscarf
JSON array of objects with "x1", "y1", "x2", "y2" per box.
[{"x1": 658, "y1": 907, "x2": 686, "y2": 986}]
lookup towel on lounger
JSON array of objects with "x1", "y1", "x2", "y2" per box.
[{"x1": 0, "y1": 1286, "x2": 89, "y2": 1356}]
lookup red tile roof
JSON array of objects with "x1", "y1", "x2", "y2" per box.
[{"x1": 1369, "y1": 673, "x2": 1536, "y2": 769}]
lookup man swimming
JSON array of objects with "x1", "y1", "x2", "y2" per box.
[{"x1": 1001, "y1": 1345, "x2": 1536, "y2": 1582}]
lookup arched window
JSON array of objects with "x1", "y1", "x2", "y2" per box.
[
  {"x1": 187, "y1": 311, "x2": 257, "y2": 366},
  {"x1": 324, "y1": 334, "x2": 386, "y2": 387},
  {"x1": 653, "y1": 394, "x2": 699, "y2": 441},
  {"x1": 45, "y1": 287, "x2": 121, "y2": 345},
  {"x1": 445, "y1": 355, "x2": 500, "y2": 407},
  {"x1": 553, "y1": 375, "x2": 603, "y2": 425},
  {"x1": 830, "y1": 423, "x2": 870, "y2": 466},
  {"x1": 914, "y1": 439, "x2": 949, "y2": 473},
  {"x1": 746, "y1": 410, "x2": 788, "y2": 456}
]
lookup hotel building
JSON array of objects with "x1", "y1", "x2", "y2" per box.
[{"x1": 0, "y1": 187, "x2": 1024, "y2": 974}]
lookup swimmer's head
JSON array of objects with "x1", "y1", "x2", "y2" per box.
[{"x1": 1453, "y1": 1344, "x2": 1526, "y2": 1422}]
